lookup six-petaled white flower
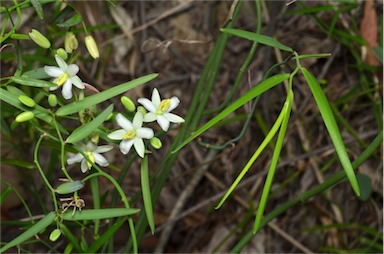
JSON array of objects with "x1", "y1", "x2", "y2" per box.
[
  {"x1": 44, "y1": 54, "x2": 84, "y2": 99},
  {"x1": 138, "y1": 88, "x2": 184, "y2": 131},
  {"x1": 108, "y1": 112, "x2": 154, "y2": 158},
  {"x1": 67, "y1": 141, "x2": 113, "y2": 173}
]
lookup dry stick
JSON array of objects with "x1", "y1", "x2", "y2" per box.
[
  {"x1": 131, "y1": 0, "x2": 196, "y2": 34},
  {"x1": 154, "y1": 146, "x2": 217, "y2": 253},
  {"x1": 152, "y1": 130, "x2": 377, "y2": 232}
]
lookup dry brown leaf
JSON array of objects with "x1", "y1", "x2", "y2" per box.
[{"x1": 360, "y1": 0, "x2": 380, "y2": 67}]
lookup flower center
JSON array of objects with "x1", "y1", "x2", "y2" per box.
[
  {"x1": 86, "y1": 151, "x2": 95, "y2": 169},
  {"x1": 56, "y1": 72, "x2": 69, "y2": 86},
  {"x1": 157, "y1": 99, "x2": 171, "y2": 115},
  {"x1": 123, "y1": 130, "x2": 136, "y2": 140}
]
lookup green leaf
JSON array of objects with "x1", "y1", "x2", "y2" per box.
[
  {"x1": 253, "y1": 90, "x2": 293, "y2": 233},
  {"x1": 373, "y1": 46, "x2": 383, "y2": 63},
  {"x1": 173, "y1": 74, "x2": 290, "y2": 152},
  {"x1": 11, "y1": 76, "x2": 56, "y2": 88},
  {"x1": 55, "y1": 181, "x2": 84, "y2": 194},
  {"x1": 22, "y1": 67, "x2": 51, "y2": 79},
  {"x1": 356, "y1": 174, "x2": 372, "y2": 201},
  {"x1": 0, "y1": 185, "x2": 12, "y2": 204},
  {"x1": 66, "y1": 104, "x2": 114, "y2": 143},
  {"x1": 221, "y1": 28, "x2": 293, "y2": 52},
  {"x1": 57, "y1": 14, "x2": 82, "y2": 28},
  {"x1": 30, "y1": 0, "x2": 44, "y2": 19},
  {"x1": 56, "y1": 73, "x2": 158, "y2": 116},
  {"x1": 0, "y1": 212, "x2": 55, "y2": 253},
  {"x1": 141, "y1": 156, "x2": 155, "y2": 234},
  {"x1": 301, "y1": 67, "x2": 360, "y2": 196},
  {"x1": 61, "y1": 208, "x2": 140, "y2": 221}
]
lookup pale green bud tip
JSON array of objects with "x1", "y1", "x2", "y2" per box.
[
  {"x1": 150, "y1": 137, "x2": 162, "y2": 149},
  {"x1": 65, "y1": 32, "x2": 78, "y2": 53},
  {"x1": 15, "y1": 111, "x2": 35, "y2": 122},
  {"x1": 56, "y1": 48, "x2": 68, "y2": 60},
  {"x1": 106, "y1": 113, "x2": 114, "y2": 121},
  {"x1": 85, "y1": 35, "x2": 99, "y2": 59},
  {"x1": 18, "y1": 95, "x2": 36, "y2": 107},
  {"x1": 137, "y1": 106, "x2": 147, "y2": 115},
  {"x1": 121, "y1": 96, "x2": 136, "y2": 112},
  {"x1": 29, "y1": 29, "x2": 51, "y2": 49},
  {"x1": 48, "y1": 94, "x2": 58, "y2": 107},
  {"x1": 49, "y1": 229, "x2": 61, "y2": 242}
]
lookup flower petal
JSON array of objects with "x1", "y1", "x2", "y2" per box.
[
  {"x1": 136, "y1": 127, "x2": 154, "y2": 139},
  {"x1": 67, "y1": 153, "x2": 83, "y2": 164},
  {"x1": 116, "y1": 113, "x2": 133, "y2": 131},
  {"x1": 86, "y1": 141, "x2": 96, "y2": 150},
  {"x1": 151, "y1": 88, "x2": 161, "y2": 106},
  {"x1": 70, "y1": 76, "x2": 84, "y2": 89},
  {"x1": 93, "y1": 153, "x2": 109, "y2": 167},
  {"x1": 50, "y1": 85, "x2": 59, "y2": 91},
  {"x1": 157, "y1": 115, "x2": 170, "y2": 131},
  {"x1": 55, "y1": 54, "x2": 68, "y2": 71},
  {"x1": 138, "y1": 98, "x2": 157, "y2": 113},
  {"x1": 133, "y1": 137, "x2": 145, "y2": 158},
  {"x1": 163, "y1": 112, "x2": 185, "y2": 123},
  {"x1": 67, "y1": 64, "x2": 79, "y2": 76},
  {"x1": 132, "y1": 111, "x2": 143, "y2": 129},
  {"x1": 94, "y1": 145, "x2": 113, "y2": 153},
  {"x1": 62, "y1": 79, "x2": 73, "y2": 99},
  {"x1": 81, "y1": 159, "x2": 88, "y2": 173},
  {"x1": 167, "y1": 96, "x2": 180, "y2": 112},
  {"x1": 143, "y1": 112, "x2": 157, "y2": 122},
  {"x1": 44, "y1": 66, "x2": 63, "y2": 77},
  {"x1": 119, "y1": 139, "x2": 134, "y2": 155},
  {"x1": 108, "y1": 129, "x2": 125, "y2": 140}
]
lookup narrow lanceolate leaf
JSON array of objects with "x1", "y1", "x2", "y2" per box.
[
  {"x1": 11, "y1": 76, "x2": 56, "y2": 88},
  {"x1": 221, "y1": 28, "x2": 293, "y2": 52},
  {"x1": 30, "y1": 0, "x2": 44, "y2": 19},
  {"x1": 301, "y1": 67, "x2": 360, "y2": 196},
  {"x1": 56, "y1": 14, "x2": 82, "y2": 28},
  {"x1": 0, "y1": 212, "x2": 56, "y2": 253},
  {"x1": 61, "y1": 208, "x2": 140, "y2": 221},
  {"x1": 66, "y1": 104, "x2": 114, "y2": 143},
  {"x1": 55, "y1": 181, "x2": 84, "y2": 194},
  {"x1": 141, "y1": 156, "x2": 155, "y2": 234},
  {"x1": 173, "y1": 74, "x2": 290, "y2": 152},
  {"x1": 56, "y1": 73, "x2": 158, "y2": 116}
]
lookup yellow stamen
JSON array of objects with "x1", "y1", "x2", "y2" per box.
[
  {"x1": 157, "y1": 99, "x2": 171, "y2": 115},
  {"x1": 86, "y1": 151, "x2": 95, "y2": 169},
  {"x1": 123, "y1": 130, "x2": 136, "y2": 140},
  {"x1": 56, "y1": 72, "x2": 69, "y2": 86}
]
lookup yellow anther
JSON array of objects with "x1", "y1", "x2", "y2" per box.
[
  {"x1": 56, "y1": 72, "x2": 69, "y2": 86},
  {"x1": 86, "y1": 151, "x2": 95, "y2": 169},
  {"x1": 123, "y1": 130, "x2": 136, "y2": 140},
  {"x1": 157, "y1": 99, "x2": 171, "y2": 114}
]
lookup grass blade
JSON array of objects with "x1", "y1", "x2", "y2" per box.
[
  {"x1": 221, "y1": 28, "x2": 293, "y2": 52},
  {"x1": 173, "y1": 74, "x2": 290, "y2": 152},
  {"x1": 141, "y1": 156, "x2": 155, "y2": 234},
  {"x1": 61, "y1": 208, "x2": 140, "y2": 221},
  {"x1": 301, "y1": 67, "x2": 360, "y2": 196},
  {"x1": 56, "y1": 73, "x2": 158, "y2": 116},
  {"x1": 65, "y1": 104, "x2": 114, "y2": 143},
  {"x1": 0, "y1": 212, "x2": 55, "y2": 253}
]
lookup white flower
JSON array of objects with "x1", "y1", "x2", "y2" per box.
[
  {"x1": 108, "y1": 112, "x2": 154, "y2": 158},
  {"x1": 138, "y1": 88, "x2": 184, "y2": 131},
  {"x1": 67, "y1": 141, "x2": 113, "y2": 173},
  {"x1": 44, "y1": 54, "x2": 84, "y2": 99}
]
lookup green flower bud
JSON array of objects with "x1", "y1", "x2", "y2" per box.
[
  {"x1": 64, "y1": 32, "x2": 78, "y2": 53},
  {"x1": 91, "y1": 132, "x2": 99, "y2": 144},
  {"x1": 106, "y1": 112, "x2": 114, "y2": 121},
  {"x1": 121, "y1": 96, "x2": 136, "y2": 112},
  {"x1": 49, "y1": 229, "x2": 61, "y2": 242},
  {"x1": 48, "y1": 94, "x2": 58, "y2": 107},
  {"x1": 137, "y1": 106, "x2": 147, "y2": 115},
  {"x1": 29, "y1": 29, "x2": 51, "y2": 49},
  {"x1": 15, "y1": 111, "x2": 35, "y2": 122},
  {"x1": 85, "y1": 35, "x2": 99, "y2": 59},
  {"x1": 18, "y1": 95, "x2": 36, "y2": 107},
  {"x1": 150, "y1": 137, "x2": 162, "y2": 149},
  {"x1": 56, "y1": 48, "x2": 68, "y2": 60}
]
